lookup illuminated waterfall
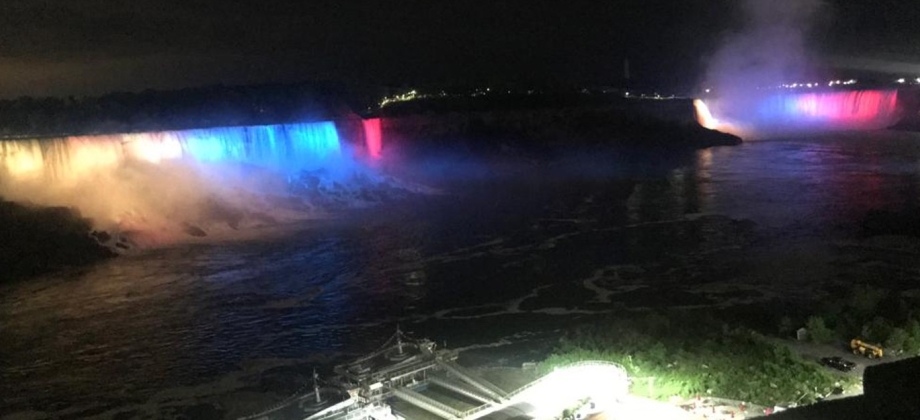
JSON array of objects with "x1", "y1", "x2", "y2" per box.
[
  {"x1": 362, "y1": 118, "x2": 383, "y2": 159},
  {"x1": 0, "y1": 121, "x2": 342, "y2": 181},
  {"x1": 755, "y1": 90, "x2": 899, "y2": 126},
  {"x1": 693, "y1": 99, "x2": 721, "y2": 130},
  {"x1": 0, "y1": 121, "x2": 349, "y2": 243},
  {"x1": 697, "y1": 89, "x2": 901, "y2": 137}
]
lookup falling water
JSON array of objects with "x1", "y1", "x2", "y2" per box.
[
  {"x1": 693, "y1": 99, "x2": 721, "y2": 130},
  {"x1": 697, "y1": 90, "x2": 902, "y2": 137},
  {"x1": 0, "y1": 121, "x2": 355, "y2": 243},
  {"x1": 755, "y1": 90, "x2": 900, "y2": 127},
  {"x1": 362, "y1": 118, "x2": 383, "y2": 159},
  {"x1": 0, "y1": 121, "x2": 342, "y2": 181}
]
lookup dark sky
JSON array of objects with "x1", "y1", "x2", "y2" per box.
[{"x1": 0, "y1": 0, "x2": 918, "y2": 98}]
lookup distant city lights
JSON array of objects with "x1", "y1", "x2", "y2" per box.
[
  {"x1": 893, "y1": 77, "x2": 920, "y2": 85},
  {"x1": 776, "y1": 79, "x2": 857, "y2": 90},
  {"x1": 379, "y1": 87, "x2": 658, "y2": 109},
  {"x1": 379, "y1": 89, "x2": 422, "y2": 108}
]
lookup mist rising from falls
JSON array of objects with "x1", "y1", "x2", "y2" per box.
[
  {"x1": 0, "y1": 121, "x2": 382, "y2": 247},
  {"x1": 697, "y1": 0, "x2": 906, "y2": 136}
]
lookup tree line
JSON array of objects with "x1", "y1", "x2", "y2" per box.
[{"x1": 0, "y1": 82, "x2": 361, "y2": 138}]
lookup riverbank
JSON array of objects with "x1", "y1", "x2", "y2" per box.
[
  {"x1": 380, "y1": 99, "x2": 741, "y2": 160},
  {"x1": 0, "y1": 199, "x2": 114, "y2": 283}
]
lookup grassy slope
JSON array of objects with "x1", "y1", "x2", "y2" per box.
[{"x1": 540, "y1": 312, "x2": 854, "y2": 407}]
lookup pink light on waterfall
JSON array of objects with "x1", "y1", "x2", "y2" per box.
[
  {"x1": 759, "y1": 90, "x2": 900, "y2": 124},
  {"x1": 695, "y1": 89, "x2": 901, "y2": 138},
  {"x1": 362, "y1": 118, "x2": 382, "y2": 159}
]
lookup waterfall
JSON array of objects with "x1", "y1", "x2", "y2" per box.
[
  {"x1": 756, "y1": 90, "x2": 900, "y2": 127},
  {"x1": 362, "y1": 118, "x2": 383, "y2": 159},
  {"x1": 699, "y1": 89, "x2": 902, "y2": 137},
  {"x1": 0, "y1": 121, "x2": 350, "y2": 244},
  {"x1": 0, "y1": 121, "x2": 342, "y2": 182}
]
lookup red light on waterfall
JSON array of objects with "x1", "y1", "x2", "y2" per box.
[
  {"x1": 763, "y1": 90, "x2": 900, "y2": 126},
  {"x1": 362, "y1": 118, "x2": 382, "y2": 159},
  {"x1": 795, "y1": 90, "x2": 897, "y2": 122}
]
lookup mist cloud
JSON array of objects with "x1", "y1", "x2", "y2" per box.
[{"x1": 704, "y1": 0, "x2": 825, "y2": 96}]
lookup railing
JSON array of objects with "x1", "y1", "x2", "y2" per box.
[
  {"x1": 240, "y1": 360, "x2": 626, "y2": 420},
  {"x1": 379, "y1": 359, "x2": 439, "y2": 382},
  {"x1": 306, "y1": 401, "x2": 382, "y2": 420},
  {"x1": 429, "y1": 376, "x2": 494, "y2": 405},
  {"x1": 437, "y1": 360, "x2": 507, "y2": 401},
  {"x1": 458, "y1": 402, "x2": 495, "y2": 419},
  {"x1": 392, "y1": 387, "x2": 462, "y2": 419},
  {"x1": 457, "y1": 360, "x2": 628, "y2": 420}
]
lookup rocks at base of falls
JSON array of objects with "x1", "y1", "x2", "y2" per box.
[
  {"x1": 181, "y1": 222, "x2": 208, "y2": 237},
  {"x1": 289, "y1": 168, "x2": 410, "y2": 208},
  {"x1": 84, "y1": 169, "x2": 413, "y2": 249},
  {"x1": 0, "y1": 199, "x2": 115, "y2": 282}
]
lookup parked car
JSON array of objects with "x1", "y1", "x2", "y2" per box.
[{"x1": 820, "y1": 356, "x2": 856, "y2": 372}]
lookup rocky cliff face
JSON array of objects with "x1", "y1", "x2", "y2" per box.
[{"x1": 0, "y1": 200, "x2": 115, "y2": 282}]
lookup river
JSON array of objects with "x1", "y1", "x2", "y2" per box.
[{"x1": 2, "y1": 130, "x2": 920, "y2": 419}]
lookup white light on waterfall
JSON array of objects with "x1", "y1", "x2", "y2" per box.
[
  {"x1": 897, "y1": 78, "x2": 906, "y2": 84},
  {"x1": 693, "y1": 99, "x2": 720, "y2": 130},
  {"x1": 915, "y1": 78, "x2": 920, "y2": 84},
  {"x1": 704, "y1": 88, "x2": 711, "y2": 93}
]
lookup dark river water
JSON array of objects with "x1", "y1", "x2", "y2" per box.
[{"x1": 3, "y1": 131, "x2": 920, "y2": 419}]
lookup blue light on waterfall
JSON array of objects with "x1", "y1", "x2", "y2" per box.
[
  {"x1": 287, "y1": 122, "x2": 342, "y2": 161},
  {"x1": 0, "y1": 121, "x2": 345, "y2": 182},
  {"x1": 183, "y1": 132, "x2": 236, "y2": 162},
  {"x1": 180, "y1": 122, "x2": 342, "y2": 172}
]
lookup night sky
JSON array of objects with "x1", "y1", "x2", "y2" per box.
[{"x1": 0, "y1": 0, "x2": 918, "y2": 98}]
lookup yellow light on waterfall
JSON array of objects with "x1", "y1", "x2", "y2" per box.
[
  {"x1": 123, "y1": 134, "x2": 183, "y2": 163},
  {"x1": 693, "y1": 99, "x2": 720, "y2": 130},
  {"x1": 58, "y1": 136, "x2": 123, "y2": 180},
  {"x1": 0, "y1": 141, "x2": 45, "y2": 178}
]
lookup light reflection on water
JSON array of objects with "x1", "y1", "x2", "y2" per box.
[{"x1": 2, "y1": 131, "x2": 920, "y2": 417}]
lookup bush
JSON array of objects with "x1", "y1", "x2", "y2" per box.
[
  {"x1": 862, "y1": 316, "x2": 894, "y2": 344},
  {"x1": 904, "y1": 319, "x2": 920, "y2": 356},
  {"x1": 806, "y1": 316, "x2": 834, "y2": 344},
  {"x1": 541, "y1": 312, "x2": 852, "y2": 407},
  {"x1": 884, "y1": 328, "x2": 909, "y2": 353},
  {"x1": 806, "y1": 286, "x2": 920, "y2": 355}
]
